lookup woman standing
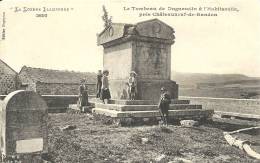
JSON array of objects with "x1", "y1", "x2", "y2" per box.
[
  {"x1": 78, "y1": 79, "x2": 88, "y2": 108},
  {"x1": 100, "y1": 70, "x2": 111, "y2": 104}
]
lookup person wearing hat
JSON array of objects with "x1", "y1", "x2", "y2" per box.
[
  {"x1": 100, "y1": 70, "x2": 111, "y2": 104},
  {"x1": 78, "y1": 79, "x2": 88, "y2": 109},
  {"x1": 128, "y1": 71, "x2": 138, "y2": 100},
  {"x1": 158, "y1": 87, "x2": 171, "y2": 126}
]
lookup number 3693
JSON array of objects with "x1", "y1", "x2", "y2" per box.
[{"x1": 36, "y1": 14, "x2": 47, "y2": 17}]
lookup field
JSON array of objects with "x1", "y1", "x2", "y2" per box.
[
  {"x1": 179, "y1": 87, "x2": 260, "y2": 99},
  {"x1": 46, "y1": 113, "x2": 260, "y2": 163},
  {"x1": 180, "y1": 96, "x2": 260, "y2": 116},
  {"x1": 172, "y1": 72, "x2": 260, "y2": 99}
]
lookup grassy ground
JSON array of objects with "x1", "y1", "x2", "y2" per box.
[{"x1": 47, "y1": 113, "x2": 260, "y2": 163}]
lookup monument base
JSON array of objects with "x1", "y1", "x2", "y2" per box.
[
  {"x1": 109, "y1": 79, "x2": 178, "y2": 101},
  {"x1": 91, "y1": 99, "x2": 214, "y2": 125}
]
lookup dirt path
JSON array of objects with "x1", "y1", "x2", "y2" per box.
[{"x1": 47, "y1": 113, "x2": 259, "y2": 163}]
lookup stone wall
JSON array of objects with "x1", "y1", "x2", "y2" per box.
[
  {"x1": 18, "y1": 69, "x2": 36, "y2": 91},
  {"x1": 21, "y1": 82, "x2": 96, "y2": 96},
  {"x1": 0, "y1": 74, "x2": 18, "y2": 94},
  {"x1": 36, "y1": 82, "x2": 96, "y2": 95},
  {"x1": 180, "y1": 96, "x2": 260, "y2": 115},
  {"x1": 0, "y1": 61, "x2": 18, "y2": 94},
  {"x1": 0, "y1": 94, "x2": 95, "y2": 113}
]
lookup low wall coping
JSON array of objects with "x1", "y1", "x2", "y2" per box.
[{"x1": 180, "y1": 96, "x2": 260, "y2": 102}]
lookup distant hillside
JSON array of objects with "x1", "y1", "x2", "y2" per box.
[
  {"x1": 171, "y1": 72, "x2": 258, "y2": 87},
  {"x1": 171, "y1": 72, "x2": 260, "y2": 99}
]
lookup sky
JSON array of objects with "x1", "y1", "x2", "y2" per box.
[{"x1": 1, "y1": 0, "x2": 260, "y2": 77}]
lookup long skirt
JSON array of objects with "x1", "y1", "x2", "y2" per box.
[
  {"x1": 96, "y1": 82, "x2": 102, "y2": 98},
  {"x1": 100, "y1": 88, "x2": 111, "y2": 100}
]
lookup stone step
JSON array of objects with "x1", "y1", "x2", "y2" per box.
[
  {"x1": 92, "y1": 108, "x2": 214, "y2": 119},
  {"x1": 109, "y1": 99, "x2": 154, "y2": 105},
  {"x1": 68, "y1": 104, "x2": 93, "y2": 113},
  {"x1": 172, "y1": 99, "x2": 190, "y2": 104},
  {"x1": 89, "y1": 99, "x2": 190, "y2": 105},
  {"x1": 94, "y1": 103, "x2": 202, "y2": 111}
]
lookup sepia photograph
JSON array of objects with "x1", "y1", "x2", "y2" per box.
[{"x1": 0, "y1": 0, "x2": 260, "y2": 162}]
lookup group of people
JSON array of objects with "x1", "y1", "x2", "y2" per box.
[
  {"x1": 78, "y1": 69, "x2": 112, "y2": 106},
  {"x1": 79, "y1": 69, "x2": 171, "y2": 126},
  {"x1": 96, "y1": 70, "x2": 111, "y2": 104},
  {"x1": 96, "y1": 70, "x2": 138, "y2": 103}
]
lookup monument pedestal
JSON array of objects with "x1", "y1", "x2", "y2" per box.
[
  {"x1": 91, "y1": 99, "x2": 213, "y2": 125},
  {"x1": 109, "y1": 79, "x2": 178, "y2": 101}
]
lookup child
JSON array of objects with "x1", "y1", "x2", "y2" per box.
[
  {"x1": 128, "y1": 71, "x2": 137, "y2": 100},
  {"x1": 158, "y1": 87, "x2": 171, "y2": 126},
  {"x1": 100, "y1": 70, "x2": 111, "y2": 104}
]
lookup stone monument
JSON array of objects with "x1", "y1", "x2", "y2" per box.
[
  {"x1": 0, "y1": 90, "x2": 48, "y2": 162},
  {"x1": 93, "y1": 19, "x2": 214, "y2": 124},
  {"x1": 97, "y1": 19, "x2": 178, "y2": 101}
]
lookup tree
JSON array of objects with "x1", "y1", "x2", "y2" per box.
[{"x1": 102, "y1": 5, "x2": 112, "y2": 28}]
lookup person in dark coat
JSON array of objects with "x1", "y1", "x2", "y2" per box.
[
  {"x1": 158, "y1": 87, "x2": 171, "y2": 126},
  {"x1": 100, "y1": 70, "x2": 111, "y2": 104},
  {"x1": 78, "y1": 79, "x2": 88, "y2": 109},
  {"x1": 96, "y1": 70, "x2": 103, "y2": 98}
]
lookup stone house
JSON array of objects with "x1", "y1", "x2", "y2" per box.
[
  {"x1": 0, "y1": 59, "x2": 19, "y2": 94},
  {"x1": 18, "y1": 66, "x2": 96, "y2": 95}
]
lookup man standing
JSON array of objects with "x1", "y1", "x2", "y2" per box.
[
  {"x1": 158, "y1": 87, "x2": 171, "y2": 126},
  {"x1": 96, "y1": 70, "x2": 103, "y2": 98}
]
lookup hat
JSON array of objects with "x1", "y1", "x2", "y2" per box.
[
  {"x1": 80, "y1": 79, "x2": 86, "y2": 83},
  {"x1": 103, "y1": 70, "x2": 109, "y2": 74},
  {"x1": 130, "y1": 71, "x2": 137, "y2": 76},
  {"x1": 160, "y1": 87, "x2": 166, "y2": 91}
]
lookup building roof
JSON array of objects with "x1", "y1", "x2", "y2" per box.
[
  {"x1": 0, "y1": 59, "x2": 17, "y2": 74},
  {"x1": 19, "y1": 66, "x2": 96, "y2": 84}
]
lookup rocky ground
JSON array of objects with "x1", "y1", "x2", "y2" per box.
[{"x1": 46, "y1": 113, "x2": 260, "y2": 163}]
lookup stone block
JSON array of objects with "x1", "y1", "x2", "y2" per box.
[
  {"x1": 108, "y1": 99, "x2": 155, "y2": 105},
  {"x1": 90, "y1": 99, "x2": 190, "y2": 105},
  {"x1": 0, "y1": 90, "x2": 48, "y2": 157},
  {"x1": 94, "y1": 103, "x2": 202, "y2": 112},
  {"x1": 180, "y1": 120, "x2": 199, "y2": 127},
  {"x1": 92, "y1": 108, "x2": 213, "y2": 119}
]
